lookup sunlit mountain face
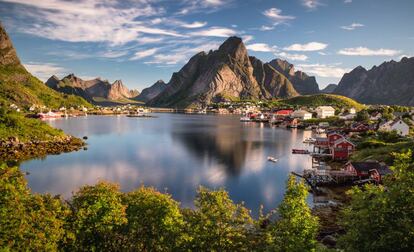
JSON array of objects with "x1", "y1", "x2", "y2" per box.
[{"x1": 1, "y1": 0, "x2": 412, "y2": 91}]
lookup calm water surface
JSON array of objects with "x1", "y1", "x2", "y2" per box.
[{"x1": 21, "y1": 113, "x2": 313, "y2": 215}]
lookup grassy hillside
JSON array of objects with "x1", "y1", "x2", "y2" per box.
[
  {"x1": 0, "y1": 65, "x2": 91, "y2": 109},
  {"x1": 0, "y1": 108, "x2": 63, "y2": 141},
  {"x1": 281, "y1": 94, "x2": 364, "y2": 110}
]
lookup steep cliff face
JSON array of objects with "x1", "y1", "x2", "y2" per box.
[
  {"x1": 107, "y1": 80, "x2": 138, "y2": 100},
  {"x1": 135, "y1": 80, "x2": 167, "y2": 102},
  {"x1": 0, "y1": 22, "x2": 90, "y2": 108},
  {"x1": 46, "y1": 74, "x2": 139, "y2": 104},
  {"x1": 269, "y1": 59, "x2": 320, "y2": 95},
  {"x1": 0, "y1": 22, "x2": 20, "y2": 66},
  {"x1": 148, "y1": 37, "x2": 299, "y2": 108},
  {"x1": 333, "y1": 57, "x2": 414, "y2": 106}
]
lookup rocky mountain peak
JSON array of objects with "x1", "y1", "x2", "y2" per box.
[
  {"x1": 0, "y1": 22, "x2": 21, "y2": 66},
  {"x1": 217, "y1": 36, "x2": 249, "y2": 64}
]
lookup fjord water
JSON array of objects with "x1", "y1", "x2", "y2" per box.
[{"x1": 21, "y1": 114, "x2": 313, "y2": 215}]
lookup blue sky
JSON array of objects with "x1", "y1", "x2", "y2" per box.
[{"x1": 0, "y1": 0, "x2": 413, "y2": 90}]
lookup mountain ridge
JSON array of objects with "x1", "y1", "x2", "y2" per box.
[
  {"x1": 46, "y1": 74, "x2": 140, "y2": 105},
  {"x1": 333, "y1": 57, "x2": 414, "y2": 106},
  {"x1": 147, "y1": 36, "x2": 322, "y2": 108}
]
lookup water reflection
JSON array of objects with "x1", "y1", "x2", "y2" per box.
[{"x1": 21, "y1": 114, "x2": 313, "y2": 215}]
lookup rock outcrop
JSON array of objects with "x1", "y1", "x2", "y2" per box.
[
  {"x1": 147, "y1": 37, "x2": 300, "y2": 108},
  {"x1": 0, "y1": 22, "x2": 20, "y2": 66},
  {"x1": 269, "y1": 59, "x2": 320, "y2": 95},
  {"x1": 333, "y1": 57, "x2": 414, "y2": 106},
  {"x1": 135, "y1": 80, "x2": 167, "y2": 102}
]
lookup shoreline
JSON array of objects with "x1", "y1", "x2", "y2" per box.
[{"x1": 0, "y1": 135, "x2": 86, "y2": 163}]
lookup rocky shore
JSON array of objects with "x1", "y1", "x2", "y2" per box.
[{"x1": 0, "y1": 136, "x2": 85, "y2": 163}]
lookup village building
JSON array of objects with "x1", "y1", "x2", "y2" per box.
[
  {"x1": 378, "y1": 118, "x2": 410, "y2": 136},
  {"x1": 349, "y1": 107, "x2": 356, "y2": 114},
  {"x1": 316, "y1": 106, "x2": 335, "y2": 119},
  {"x1": 291, "y1": 110, "x2": 312, "y2": 120},
  {"x1": 274, "y1": 109, "x2": 293, "y2": 117},
  {"x1": 343, "y1": 161, "x2": 392, "y2": 183},
  {"x1": 330, "y1": 137, "x2": 355, "y2": 160}
]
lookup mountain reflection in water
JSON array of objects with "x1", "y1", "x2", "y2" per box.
[{"x1": 21, "y1": 114, "x2": 313, "y2": 216}]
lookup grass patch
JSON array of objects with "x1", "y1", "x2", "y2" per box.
[
  {"x1": 0, "y1": 109, "x2": 63, "y2": 142},
  {"x1": 281, "y1": 94, "x2": 364, "y2": 110}
]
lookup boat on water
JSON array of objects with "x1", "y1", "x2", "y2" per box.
[
  {"x1": 303, "y1": 137, "x2": 316, "y2": 143},
  {"x1": 38, "y1": 111, "x2": 63, "y2": 119},
  {"x1": 240, "y1": 116, "x2": 251, "y2": 122},
  {"x1": 127, "y1": 108, "x2": 155, "y2": 118},
  {"x1": 267, "y1": 156, "x2": 278, "y2": 163},
  {"x1": 292, "y1": 149, "x2": 310, "y2": 154}
]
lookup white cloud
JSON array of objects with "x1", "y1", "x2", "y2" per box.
[
  {"x1": 189, "y1": 27, "x2": 237, "y2": 37},
  {"x1": 296, "y1": 63, "x2": 351, "y2": 78},
  {"x1": 100, "y1": 50, "x2": 128, "y2": 59},
  {"x1": 242, "y1": 35, "x2": 254, "y2": 43},
  {"x1": 130, "y1": 48, "x2": 159, "y2": 60},
  {"x1": 181, "y1": 21, "x2": 207, "y2": 29},
  {"x1": 177, "y1": 0, "x2": 231, "y2": 15},
  {"x1": 275, "y1": 52, "x2": 308, "y2": 61},
  {"x1": 284, "y1": 42, "x2": 328, "y2": 51},
  {"x1": 260, "y1": 25, "x2": 275, "y2": 31},
  {"x1": 145, "y1": 53, "x2": 189, "y2": 65},
  {"x1": 263, "y1": 8, "x2": 295, "y2": 23},
  {"x1": 338, "y1": 47, "x2": 402, "y2": 56},
  {"x1": 3, "y1": 0, "x2": 167, "y2": 46},
  {"x1": 301, "y1": 0, "x2": 323, "y2": 10},
  {"x1": 246, "y1": 43, "x2": 275, "y2": 52},
  {"x1": 341, "y1": 23, "x2": 364, "y2": 30},
  {"x1": 344, "y1": 0, "x2": 352, "y2": 3},
  {"x1": 23, "y1": 62, "x2": 66, "y2": 81}
]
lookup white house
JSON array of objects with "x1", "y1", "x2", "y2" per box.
[
  {"x1": 379, "y1": 118, "x2": 410, "y2": 136},
  {"x1": 291, "y1": 110, "x2": 312, "y2": 120},
  {"x1": 316, "y1": 106, "x2": 335, "y2": 119},
  {"x1": 349, "y1": 108, "x2": 356, "y2": 114}
]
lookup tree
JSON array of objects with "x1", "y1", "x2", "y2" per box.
[
  {"x1": 122, "y1": 186, "x2": 186, "y2": 251},
  {"x1": 184, "y1": 186, "x2": 254, "y2": 251},
  {"x1": 0, "y1": 165, "x2": 66, "y2": 251},
  {"x1": 355, "y1": 110, "x2": 369, "y2": 122},
  {"x1": 66, "y1": 181, "x2": 127, "y2": 251},
  {"x1": 338, "y1": 151, "x2": 414, "y2": 251},
  {"x1": 267, "y1": 175, "x2": 319, "y2": 252}
]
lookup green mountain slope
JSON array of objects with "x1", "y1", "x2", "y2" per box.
[
  {"x1": 0, "y1": 22, "x2": 91, "y2": 109},
  {"x1": 282, "y1": 94, "x2": 364, "y2": 110}
]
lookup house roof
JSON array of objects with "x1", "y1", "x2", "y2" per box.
[
  {"x1": 316, "y1": 106, "x2": 335, "y2": 111},
  {"x1": 333, "y1": 137, "x2": 355, "y2": 147},
  {"x1": 275, "y1": 109, "x2": 293, "y2": 115},
  {"x1": 350, "y1": 161, "x2": 392, "y2": 175},
  {"x1": 390, "y1": 118, "x2": 408, "y2": 127}
]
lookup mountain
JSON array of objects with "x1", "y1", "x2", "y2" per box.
[
  {"x1": 321, "y1": 84, "x2": 337, "y2": 94},
  {"x1": 269, "y1": 59, "x2": 320, "y2": 95},
  {"x1": 333, "y1": 57, "x2": 414, "y2": 106},
  {"x1": 147, "y1": 37, "x2": 300, "y2": 108},
  {"x1": 135, "y1": 80, "x2": 167, "y2": 102},
  {"x1": 0, "y1": 22, "x2": 90, "y2": 108},
  {"x1": 46, "y1": 74, "x2": 140, "y2": 105}
]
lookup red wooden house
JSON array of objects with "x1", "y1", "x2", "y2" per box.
[
  {"x1": 274, "y1": 109, "x2": 293, "y2": 117},
  {"x1": 330, "y1": 138, "x2": 355, "y2": 160},
  {"x1": 328, "y1": 132, "x2": 345, "y2": 146},
  {"x1": 343, "y1": 161, "x2": 392, "y2": 183}
]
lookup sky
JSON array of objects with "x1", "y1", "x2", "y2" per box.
[{"x1": 0, "y1": 0, "x2": 413, "y2": 90}]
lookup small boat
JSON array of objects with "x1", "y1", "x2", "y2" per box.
[
  {"x1": 292, "y1": 149, "x2": 310, "y2": 154},
  {"x1": 267, "y1": 156, "x2": 278, "y2": 163},
  {"x1": 303, "y1": 137, "x2": 316, "y2": 143},
  {"x1": 38, "y1": 111, "x2": 63, "y2": 119},
  {"x1": 240, "y1": 116, "x2": 251, "y2": 122}
]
